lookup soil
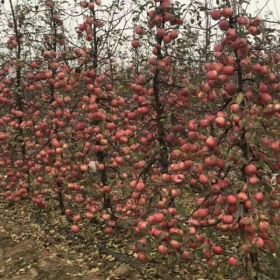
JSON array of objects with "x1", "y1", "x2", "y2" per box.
[{"x1": 0, "y1": 198, "x2": 195, "y2": 280}]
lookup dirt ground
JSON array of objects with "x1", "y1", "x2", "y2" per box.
[{"x1": 0, "y1": 199, "x2": 194, "y2": 280}]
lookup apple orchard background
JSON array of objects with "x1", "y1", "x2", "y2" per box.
[{"x1": 0, "y1": 0, "x2": 279, "y2": 279}]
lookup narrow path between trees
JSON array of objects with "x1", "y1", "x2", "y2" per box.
[{"x1": 0, "y1": 199, "x2": 194, "y2": 280}]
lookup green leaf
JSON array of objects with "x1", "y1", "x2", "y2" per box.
[{"x1": 264, "y1": 184, "x2": 272, "y2": 193}]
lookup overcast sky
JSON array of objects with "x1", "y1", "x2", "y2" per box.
[
  {"x1": 240, "y1": 0, "x2": 280, "y2": 20},
  {"x1": 2, "y1": 0, "x2": 280, "y2": 21}
]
